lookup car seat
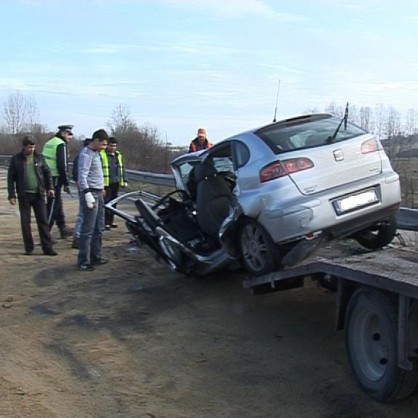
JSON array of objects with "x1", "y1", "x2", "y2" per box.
[
  {"x1": 194, "y1": 158, "x2": 233, "y2": 240},
  {"x1": 305, "y1": 133, "x2": 325, "y2": 147}
]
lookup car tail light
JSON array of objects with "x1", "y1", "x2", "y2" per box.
[
  {"x1": 361, "y1": 138, "x2": 380, "y2": 154},
  {"x1": 260, "y1": 158, "x2": 314, "y2": 183}
]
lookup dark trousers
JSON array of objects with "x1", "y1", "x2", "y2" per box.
[
  {"x1": 104, "y1": 182, "x2": 120, "y2": 226},
  {"x1": 46, "y1": 177, "x2": 65, "y2": 229},
  {"x1": 18, "y1": 193, "x2": 54, "y2": 253}
]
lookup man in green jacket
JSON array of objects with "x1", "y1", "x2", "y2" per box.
[
  {"x1": 42, "y1": 124, "x2": 74, "y2": 238},
  {"x1": 8, "y1": 135, "x2": 58, "y2": 256}
]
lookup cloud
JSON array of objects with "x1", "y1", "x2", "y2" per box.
[{"x1": 160, "y1": 0, "x2": 305, "y2": 21}]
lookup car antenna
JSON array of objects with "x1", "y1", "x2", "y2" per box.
[
  {"x1": 272, "y1": 78, "x2": 281, "y2": 123},
  {"x1": 328, "y1": 102, "x2": 349, "y2": 143}
]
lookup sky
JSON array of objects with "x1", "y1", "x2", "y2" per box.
[{"x1": 1, "y1": 0, "x2": 418, "y2": 146}]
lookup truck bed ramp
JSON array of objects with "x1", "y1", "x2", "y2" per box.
[{"x1": 243, "y1": 246, "x2": 418, "y2": 298}]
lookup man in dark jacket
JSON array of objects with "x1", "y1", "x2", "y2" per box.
[
  {"x1": 7, "y1": 135, "x2": 58, "y2": 256},
  {"x1": 99, "y1": 136, "x2": 128, "y2": 229},
  {"x1": 42, "y1": 124, "x2": 74, "y2": 238}
]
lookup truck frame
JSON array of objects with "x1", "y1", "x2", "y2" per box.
[{"x1": 242, "y1": 237, "x2": 418, "y2": 402}]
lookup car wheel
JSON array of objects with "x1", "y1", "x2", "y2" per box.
[
  {"x1": 239, "y1": 220, "x2": 280, "y2": 276},
  {"x1": 345, "y1": 287, "x2": 418, "y2": 402},
  {"x1": 354, "y1": 215, "x2": 397, "y2": 250}
]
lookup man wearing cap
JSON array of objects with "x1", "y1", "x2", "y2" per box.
[
  {"x1": 42, "y1": 124, "x2": 74, "y2": 238},
  {"x1": 188, "y1": 128, "x2": 213, "y2": 153}
]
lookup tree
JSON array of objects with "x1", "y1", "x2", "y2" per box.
[
  {"x1": 325, "y1": 102, "x2": 343, "y2": 118},
  {"x1": 373, "y1": 104, "x2": 387, "y2": 141},
  {"x1": 106, "y1": 105, "x2": 169, "y2": 172},
  {"x1": 107, "y1": 104, "x2": 138, "y2": 136},
  {"x1": 384, "y1": 107, "x2": 402, "y2": 167},
  {"x1": 359, "y1": 106, "x2": 373, "y2": 132},
  {"x1": 1, "y1": 91, "x2": 40, "y2": 134},
  {"x1": 404, "y1": 109, "x2": 418, "y2": 137}
]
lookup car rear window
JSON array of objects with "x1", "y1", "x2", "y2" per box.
[{"x1": 255, "y1": 114, "x2": 367, "y2": 154}]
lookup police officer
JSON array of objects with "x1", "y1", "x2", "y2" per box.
[
  {"x1": 188, "y1": 128, "x2": 213, "y2": 153},
  {"x1": 42, "y1": 124, "x2": 74, "y2": 238}
]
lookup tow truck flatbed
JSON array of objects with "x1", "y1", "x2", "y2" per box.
[
  {"x1": 243, "y1": 246, "x2": 418, "y2": 299},
  {"x1": 241, "y1": 240, "x2": 418, "y2": 403}
]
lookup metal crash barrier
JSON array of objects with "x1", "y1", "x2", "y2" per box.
[{"x1": 0, "y1": 154, "x2": 417, "y2": 230}]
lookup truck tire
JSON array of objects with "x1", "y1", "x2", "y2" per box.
[
  {"x1": 345, "y1": 287, "x2": 418, "y2": 402},
  {"x1": 353, "y1": 215, "x2": 397, "y2": 250}
]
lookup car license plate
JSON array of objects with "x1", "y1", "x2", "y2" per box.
[{"x1": 334, "y1": 189, "x2": 379, "y2": 215}]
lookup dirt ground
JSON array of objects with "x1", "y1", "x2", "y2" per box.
[{"x1": 2, "y1": 168, "x2": 418, "y2": 418}]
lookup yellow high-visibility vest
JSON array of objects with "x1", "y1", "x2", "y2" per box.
[
  {"x1": 100, "y1": 150, "x2": 126, "y2": 187},
  {"x1": 42, "y1": 136, "x2": 65, "y2": 176}
]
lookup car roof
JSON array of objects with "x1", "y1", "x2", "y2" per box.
[
  {"x1": 255, "y1": 113, "x2": 333, "y2": 135},
  {"x1": 172, "y1": 113, "x2": 335, "y2": 166},
  {"x1": 221, "y1": 113, "x2": 335, "y2": 140}
]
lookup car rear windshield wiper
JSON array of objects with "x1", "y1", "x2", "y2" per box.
[{"x1": 327, "y1": 102, "x2": 349, "y2": 144}]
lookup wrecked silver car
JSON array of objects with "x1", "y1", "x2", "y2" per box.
[{"x1": 106, "y1": 113, "x2": 401, "y2": 276}]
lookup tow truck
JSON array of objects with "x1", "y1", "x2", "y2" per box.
[{"x1": 242, "y1": 231, "x2": 418, "y2": 403}]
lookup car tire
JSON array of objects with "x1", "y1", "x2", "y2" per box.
[
  {"x1": 345, "y1": 287, "x2": 418, "y2": 402},
  {"x1": 354, "y1": 215, "x2": 397, "y2": 250},
  {"x1": 238, "y1": 219, "x2": 280, "y2": 276}
]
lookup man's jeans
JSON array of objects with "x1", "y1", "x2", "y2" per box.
[
  {"x1": 73, "y1": 189, "x2": 83, "y2": 239},
  {"x1": 77, "y1": 190, "x2": 105, "y2": 267}
]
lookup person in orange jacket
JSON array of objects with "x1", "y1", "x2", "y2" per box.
[{"x1": 188, "y1": 128, "x2": 213, "y2": 152}]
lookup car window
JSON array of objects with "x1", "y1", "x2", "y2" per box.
[
  {"x1": 234, "y1": 140, "x2": 250, "y2": 168},
  {"x1": 204, "y1": 142, "x2": 235, "y2": 174},
  {"x1": 213, "y1": 157, "x2": 234, "y2": 173},
  {"x1": 256, "y1": 114, "x2": 367, "y2": 154},
  {"x1": 178, "y1": 161, "x2": 198, "y2": 186}
]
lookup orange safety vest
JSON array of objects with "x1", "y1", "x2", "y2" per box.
[{"x1": 190, "y1": 138, "x2": 213, "y2": 152}]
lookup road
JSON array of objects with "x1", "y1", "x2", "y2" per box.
[{"x1": 1, "y1": 168, "x2": 418, "y2": 417}]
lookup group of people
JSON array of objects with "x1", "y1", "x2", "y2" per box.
[
  {"x1": 7, "y1": 125, "x2": 210, "y2": 270},
  {"x1": 7, "y1": 125, "x2": 127, "y2": 272}
]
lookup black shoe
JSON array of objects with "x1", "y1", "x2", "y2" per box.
[
  {"x1": 105, "y1": 225, "x2": 111, "y2": 231},
  {"x1": 79, "y1": 264, "x2": 95, "y2": 271},
  {"x1": 44, "y1": 249, "x2": 58, "y2": 256},
  {"x1": 25, "y1": 250, "x2": 33, "y2": 256},
  {"x1": 111, "y1": 224, "x2": 118, "y2": 228},
  {"x1": 91, "y1": 258, "x2": 108, "y2": 266}
]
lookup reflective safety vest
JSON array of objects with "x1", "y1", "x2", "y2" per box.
[
  {"x1": 42, "y1": 136, "x2": 65, "y2": 176},
  {"x1": 100, "y1": 150, "x2": 126, "y2": 187}
]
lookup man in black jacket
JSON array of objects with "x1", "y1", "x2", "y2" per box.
[{"x1": 7, "y1": 135, "x2": 58, "y2": 256}]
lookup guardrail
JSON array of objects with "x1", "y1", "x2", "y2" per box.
[
  {"x1": 126, "y1": 168, "x2": 175, "y2": 187},
  {"x1": 0, "y1": 154, "x2": 176, "y2": 188},
  {"x1": 1, "y1": 154, "x2": 417, "y2": 230}
]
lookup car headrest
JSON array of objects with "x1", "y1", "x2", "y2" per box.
[{"x1": 194, "y1": 159, "x2": 217, "y2": 182}]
